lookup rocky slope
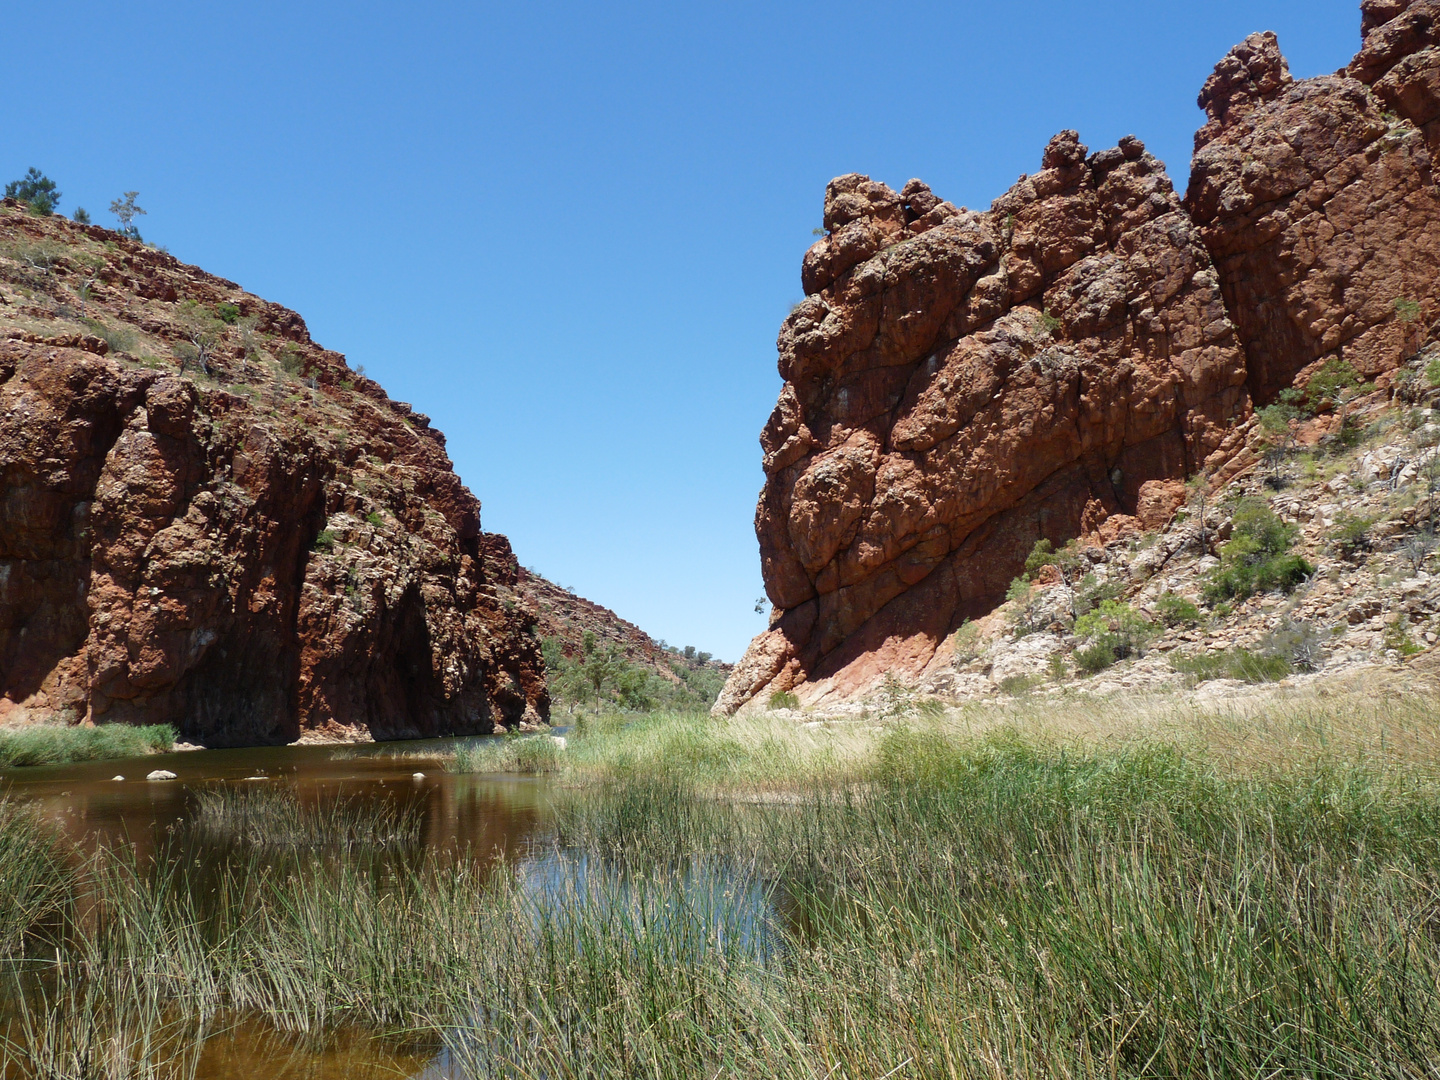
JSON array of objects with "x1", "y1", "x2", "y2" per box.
[
  {"x1": 0, "y1": 206, "x2": 549, "y2": 744},
  {"x1": 873, "y1": 365, "x2": 1439, "y2": 713},
  {"x1": 718, "y1": 0, "x2": 1440, "y2": 714}
]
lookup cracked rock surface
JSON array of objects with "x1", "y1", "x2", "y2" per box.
[
  {"x1": 0, "y1": 208, "x2": 547, "y2": 744},
  {"x1": 719, "y1": 1, "x2": 1440, "y2": 715}
]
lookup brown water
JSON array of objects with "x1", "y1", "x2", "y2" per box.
[{"x1": 0, "y1": 736, "x2": 555, "y2": 1079}]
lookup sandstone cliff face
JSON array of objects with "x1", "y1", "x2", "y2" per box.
[
  {"x1": 0, "y1": 208, "x2": 547, "y2": 744},
  {"x1": 718, "y1": 2, "x2": 1440, "y2": 715},
  {"x1": 1186, "y1": 23, "x2": 1440, "y2": 404}
]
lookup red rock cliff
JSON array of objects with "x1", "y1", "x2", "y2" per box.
[
  {"x1": 717, "y1": 1, "x2": 1440, "y2": 714},
  {"x1": 0, "y1": 209, "x2": 547, "y2": 744}
]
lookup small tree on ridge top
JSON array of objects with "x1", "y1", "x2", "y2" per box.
[
  {"x1": 109, "y1": 191, "x2": 146, "y2": 239},
  {"x1": 4, "y1": 168, "x2": 61, "y2": 215}
]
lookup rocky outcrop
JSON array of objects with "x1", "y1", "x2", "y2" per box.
[
  {"x1": 0, "y1": 208, "x2": 547, "y2": 744},
  {"x1": 1186, "y1": 23, "x2": 1440, "y2": 404},
  {"x1": 718, "y1": 2, "x2": 1440, "y2": 715}
]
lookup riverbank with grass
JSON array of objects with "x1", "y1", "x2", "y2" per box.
[
  {"x1": 0, "y1": 722, "x2": 174, "y2": 768},
  {"x1": 3, "y1": 681, "x2": 1440, "y2": 1076},
  {"x1": 452, "y1": 672, "x2": 1440, "y2": 793}
]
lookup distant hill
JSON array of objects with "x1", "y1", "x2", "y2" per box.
[{"x1": 517, "y1": 568, "x2": 730, "y2": 714}]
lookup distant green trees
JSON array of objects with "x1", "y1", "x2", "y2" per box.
[{"x1": 542, "y1": 633, "x2": 724, "y2": 713}]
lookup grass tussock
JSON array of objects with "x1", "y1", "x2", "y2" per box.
[
  {"x1": 3, "y1": 686, "x2": 1440, "y2": 1076},
  {"x1": 0, "y1": 722, "x2": 174, "y2": 768},
  {"x1": 192, "y1": 787, "x2": 423, "y2": 849}
]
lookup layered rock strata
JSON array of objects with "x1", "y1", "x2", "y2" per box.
[
  {"x1": 718, "y1": 2, "x2": 1440, "y2": 714},
  {"x1": 0, "y1": 209, "x2": 547, "y2": 744}
]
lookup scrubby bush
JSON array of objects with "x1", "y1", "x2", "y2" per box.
[
  {"x1": 72, "y1": 207, "x2": 90, "y2": 224},
  {"x1": 767, "y1": 690, "x2": 799, "y2": 710},
  {"x1": 1260, "y1": 617, "x2": 1323, "y2": 672},
  {"x1": 1023, "y1": 538, "x2": 1056, "y2": 577},
  {"x1": 1171, "y1": 648, "x2": 1291, "y2": 685},
  {"x1": 1156, "y1": 592, "x2": 1201, "y2": 628},
  {"x1": 952, "y1": 619, "x2": 980, "y2": 662},
  {"x1": 174, "y1": 299, "x2": 224, "y2": 375},
  {"x1": 1204, "y1": 499, "x2": 1312, "y2": 603},
  {"x1": 998, "y1": 673, "x2": 1042, "y2": 695},
  {"x1": 1383, "y1": 617, "x2": 1424, "y2": 657},
  {"x1": 1072, "y1": 600, "x2": 1158, "y2": 673},
  {"x1": 1330, "y1": 513, "x2": 1375, "y2": 559},
  {"x1": 1074, "y1": 572, "x2": 1122, "y2": 617},
  {"x1": 1302, "y1": 357, "x2": 1372, "y2": 413},
  {"x1": 215, "y1": 302, "x2": 241, "y2": 324},
  {"x1": 1401, "y1": 530, "x2": 1438, "y2": 572},
  {"x1": 1074, "y1": 641, "x2": 1118, "y2": 674},
  {"x1": 5, "y1": 168, "x2": 60, "y2": 215},
  {"x1": 312, "y1": 529, "x2": 336, "y2": 553}
]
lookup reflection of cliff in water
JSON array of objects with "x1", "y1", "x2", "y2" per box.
[{"x1": 0, "y1": 736, "x2": 554, "y2": 874}]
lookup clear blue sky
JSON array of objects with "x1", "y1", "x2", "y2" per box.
[{"x1": 5, "y1": 1, "x2": 1360, "y2": 661}]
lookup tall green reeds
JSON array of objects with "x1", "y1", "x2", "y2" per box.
[
  {"x1": 0, "y1": 722, "x2": 174, "y2": 768},
  {"x1": 5, "y1": 696, "x2": 1440, "y2": 1077},
  {"x1": 0, "y1": 799, "x2": 71, "y2": 956}
]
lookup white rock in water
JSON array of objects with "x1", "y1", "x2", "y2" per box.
[
  {"x1": 146, "y1": 769, "x2": 177, "y2": 781},
  {"x1": 412, "y1": 772, "x2": 426, "y2": 780},
  {"x1": 111, "y1": 775, "x2": 125, "y2": 781},
  {"x1": 550, "y1": 736, "x2": 567, "y2": 750}
]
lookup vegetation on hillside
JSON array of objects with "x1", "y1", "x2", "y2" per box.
[
  {"x1": 542, "y1": 631, "x2": 725, "y2": 714},
  {"x1": 1203, "y1": 497, "x2": 1313, "y2": 602},
  {"x1": 3, "y1": 169, "x2": 61, "y2": 217}
]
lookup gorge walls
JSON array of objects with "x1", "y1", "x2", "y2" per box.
[
  {"x1": 0, "y1": 212, "x2": 548, "y2": 744},
  {"x1": 717, "y1": 0, "x2": 1440, "y2": 714}
]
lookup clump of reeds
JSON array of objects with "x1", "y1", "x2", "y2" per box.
[
  {"x1": 0, "y1": 798, "x2": 72, "y2": 956},
  {"x1": 190, "y1": 787, "x2": 423, "y2": 849},
  {"x1": 0, "y1": 722, "x2": 174, "y2": 768},
  {"x1": 452, "y1": 733, "x2": 563, "y2": 775}
]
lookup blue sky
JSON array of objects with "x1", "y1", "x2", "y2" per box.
[{"x1": 4, "y1": 1, "x2": 1361, "y2": 660}]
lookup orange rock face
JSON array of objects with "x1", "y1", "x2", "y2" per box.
[
  {"x1": 0, "y1": 210, "x2": 546, "y2": 743},
  {"x1": 718, "y1": 2, "x2": 1440, "y2": 714},
  {"x1": 1186, "y1": 22, "x2": 1440, "y2": 404}
]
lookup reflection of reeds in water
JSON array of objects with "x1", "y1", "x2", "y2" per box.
[
  {"x1": 0, "y1": 798, "x2": 71, "y2": 957},
  {"x1": 191, "y1": 787, "x2": 423, "y2": 849},
  {"x1": 1, "y1": 966, "x2": 209, "y2": 1080}
]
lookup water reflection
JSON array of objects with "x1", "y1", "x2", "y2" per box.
[
  {"x1": 0, "y1": 737, "x2": 554, "y2": 871},
  {"x1": 0, "y1": 740, "x2": 785, "y2": 1080}
]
